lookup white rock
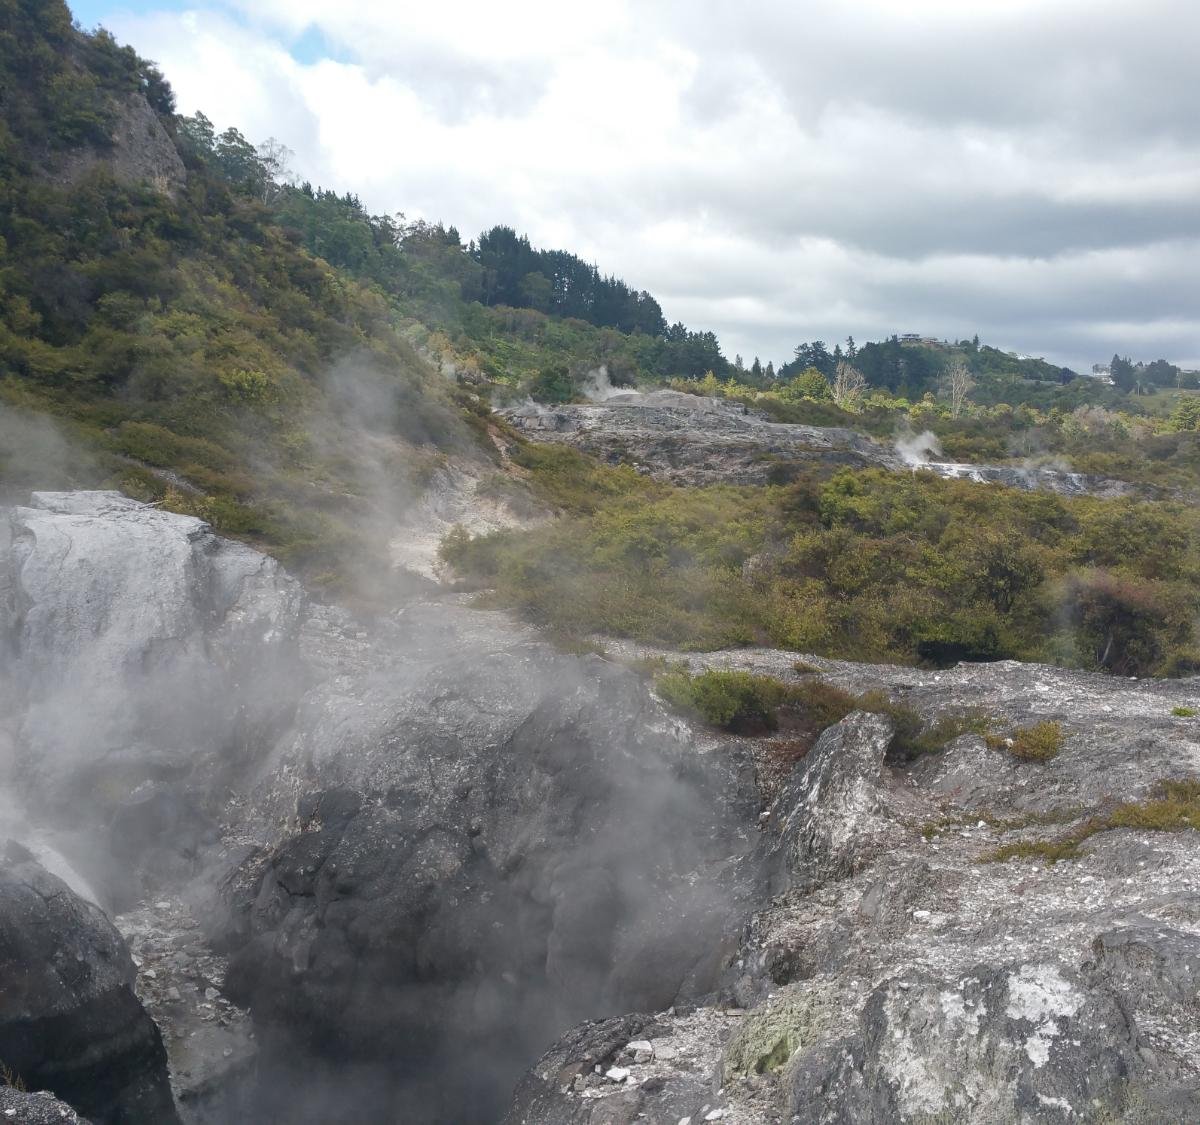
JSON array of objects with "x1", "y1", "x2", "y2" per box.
[{"x1": 605, "y1": 1067, "x2": 630, "y2": 1082}]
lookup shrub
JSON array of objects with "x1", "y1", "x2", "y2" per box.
[
  {"x1": 656, "y1": 668, "x2": 792, "y2": 732},
  {"x1": 1172, "y1": 706, "x2": 1197, "y2": 718},
  {"x1": 988, "y1": 720, "x2": 1063, "y2": 762},
  {"x1": 987, "y1": 778, "x2": 1200, "y2": 865}
]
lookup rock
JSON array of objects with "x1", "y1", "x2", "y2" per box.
[
  {"x1": 785, "y1": 964, "x2": 1143, "y2": 1122},
  {"x1": 209, "y1": 599, "x2": 760, "y2": 1122},
  {"x1": 1, "y1": 491, "x2": 304, "y2": 898},
  {"x1": 766, "y1": 711, "x2": 895, "y2": 892},
  {"x1": 0, "y1": 1088, "x2": 89, "y2": 1124},
  {"x1": 0, "y1": 842, "x2": 179, "y2": 1124},
  {"x1": 499, "y1": 393, "x2": 1145, "y2": 497},
  {"x1": 38, "y1": 92, "x2": 186, "y2": 197},
  {"x1": 503, "y1": 643, "x2": 1200, "y2": 1125}
]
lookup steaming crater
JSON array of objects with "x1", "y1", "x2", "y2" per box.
[{"x1": 0, "y1": 491, "x2": 761, "y2": 1123}]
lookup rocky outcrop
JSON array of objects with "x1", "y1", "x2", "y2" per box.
[
  {"x1": 0, "y1": 491, "x2": 305, "y2": 904},
  {"x1": 505, "y1": 654, "x2": 1200, "y2": 1124},
  {"x1": 501, "y1": 391, "x2": 890, "y2": 487},
  {"x1": 0, "y1": 1089, "x2": 89, "y2": 1124},
  {"x1": 39, "y1": 92, "x2": 186, "y2": 197},
  {"x1": 214, "y1": 600, "x2": 762, "y2": 1123},
  {"x1": 0, "y1": 841, "x2": 179, "y2": 1124},
  {"x1": 500, "y1": 391, "x2": 1142, "y2": 497}
]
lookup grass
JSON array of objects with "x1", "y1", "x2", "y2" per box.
[
  {"x1": 653, "y1": 667, "x2": 989, "y2": 759},
  {"x1": 1172, "y1": 706, "x2": 1197, "y2": 717},
  {"x1": 986, "y1": 720, "x2": 1064, "y2": 762},
  {"x1": 985, "y1": 778, "x2": 1200, "y2": 865},
  {"x1": 0, "y1": 1062, "x2": 25, "y2": 1092}
]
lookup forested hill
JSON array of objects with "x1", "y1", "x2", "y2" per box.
[{"x1": 0, "y1": 0, "x2": 728, "y2": 589}]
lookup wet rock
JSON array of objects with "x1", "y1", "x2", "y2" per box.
[{"x1": 0, "y1": 842, "x2": 179, "y2": 1124}]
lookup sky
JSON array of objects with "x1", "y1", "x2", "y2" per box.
[{"x1": 72, "y1": 0, "x2": 1200, "y2": 372}]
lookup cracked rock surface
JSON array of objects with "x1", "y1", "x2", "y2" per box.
[
  {"x1": 499, "y1": 391, "x2": 1142, "y2": 497},
  {"x1": 506, "y1": 646, "x2": 1200, "y2": 1124}
]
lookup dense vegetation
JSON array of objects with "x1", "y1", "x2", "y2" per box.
[
  {"x1": 0, "y1": 0, "x2": 730, "y2": 592},
  {"x1": 443, "y1": 445, "x2": 1200, "y2": 676}
]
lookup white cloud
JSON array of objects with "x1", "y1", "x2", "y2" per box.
[{"x1": 107, "y1": 1, "x2": 1200, "y2": 370}]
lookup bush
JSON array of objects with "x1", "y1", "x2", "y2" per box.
[
  {"x1": 656, "y1": 668, "x2": 792, "y2": 732},
  {"x1": 988, "y1": 720, "x2": 1063, "y2": 762}
]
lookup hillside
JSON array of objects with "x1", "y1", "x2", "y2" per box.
[
  {"x1": 0, "y1": 0, "x2": 728, "y2": 597},
  {"x1": 3, "y1": 0, "x2": 1200, "y2": 667}
]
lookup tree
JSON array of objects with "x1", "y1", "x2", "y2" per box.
[
  {"x1": 1169, "y1": 396, "x2": 1200, "y2": 432},
  {"x1": 529, "y1": 363, "x2": 574, "y2": 404},
  {"x1": 788, "y1": 367, "x2": 832, "y2": 401},
  {"x1": 1110, "y1": 354, "x2": 1136, "y2": 393},
  {"x1": 832, "y1": 360, "x2": 867, "y2": 409},
  {"x1": 944, "y1": 357, "x2": 974, "y2": 418},
  {"x1": 256, "y1": 136, "x2": 296, "y2": 199}
]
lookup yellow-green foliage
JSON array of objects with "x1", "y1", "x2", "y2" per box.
[
  {"x1": 987, "y1": 778, "x2": 1200, "y2": 865},
  {"x1": 446, "y1": 456, "x2": 1200, "y2": 675},
  {"x1": 656, "y1": 668, "x2": 793, "y2": 731},
  {"x1": 652, "y1": 668, "x2": 985, "y2": 759},
  {"x1": 1172, "y1": 706, "x2": 1197, "y2": 717},
  {"x1": 987, "y1": 721, "x2": 1064, "y2": 762}
]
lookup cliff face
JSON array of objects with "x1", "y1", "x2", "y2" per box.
[{"x1": 38, "y1": 91, "x2": 187, "y2": 196}]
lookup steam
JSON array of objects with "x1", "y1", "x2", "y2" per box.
[
  {"x1": 893, "y1": 422, "x2": 942, "y2": 467},
  {"x1": 0, "y1": 382, "x2": 748, "y2": 1123},
  {"x1": 0, "y1": 404, "x2": 100, "y2": 500},
  {"x1": 581, "y1": 364, "x2": 637, "y2": 402}
]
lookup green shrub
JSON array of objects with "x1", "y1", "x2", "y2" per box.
[
  {"x1": 656, "y1": 668, "x2": 792, "y2": 732},
  {"x1": 1172, "y1": 706, "x2": 1197, "y2": 717},
  {"x1": 987, "y1": 721, "x2": 1063, "y2": 761}
]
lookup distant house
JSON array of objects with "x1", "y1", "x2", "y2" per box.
[{"x1": 1089, "y1": 364, "x2": 1114, "y2": 385}]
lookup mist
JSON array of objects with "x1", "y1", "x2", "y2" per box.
[{"x1": 0, "y1": 385, "x2": 759, "y2": 1124}]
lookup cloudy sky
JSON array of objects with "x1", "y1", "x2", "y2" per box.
[{"x1": 74, "y1": 0, "x2": 1199, "y2": 371}]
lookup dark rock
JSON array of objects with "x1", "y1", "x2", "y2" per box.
[{"x1": 0, "y1": 842, "x2": 179, "y2": 1124}]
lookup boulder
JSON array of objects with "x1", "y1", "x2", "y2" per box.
[{"x1": 0, "y1": 841, "x2": 179, "y2": 1124}]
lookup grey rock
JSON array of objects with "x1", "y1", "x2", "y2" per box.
[
  {"x1": 0, "y1": 1088, "x2": 89, "y2": 1124},
  {"x1": 767, "y1": 711, "x2": 895, "y2": 893},
  {"x1": 499, "y1": 392, "x2": 1144, "y2": 497},
  {"x1": 39, "y1": 93, "x2": 186, "y2": 197},
  {"x1": 0, "y1": 841, "x2": 179, "y2": 1124}
]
